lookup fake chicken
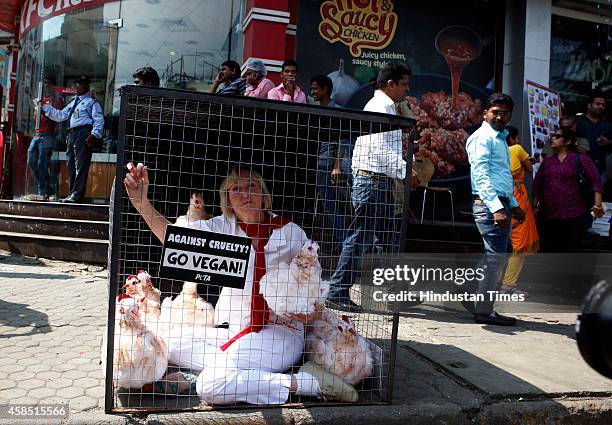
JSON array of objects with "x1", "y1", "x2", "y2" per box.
[
  {"x1": 123, "y1": 270, "x2": 161, "y2": 323},
  {"x1": 305, "y1": 308, "x2": 373, "y2": 385},
  {"x1": 259, "y1": 240, "x2": 330, "y2": 319},
  {"x1": 159, "y1": 282, "x2": 215, "y2": 333},
  {"x1": 111, "y1": 296, "x2": 168, "y2": 388}
]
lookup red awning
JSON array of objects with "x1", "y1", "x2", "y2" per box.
[{"x1": 0, "y1": 0, "x2": 24, "y2": 36}]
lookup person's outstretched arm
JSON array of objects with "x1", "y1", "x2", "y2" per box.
[{"x1": 41, "y1": 98, "x2": 75, "y2": 122}]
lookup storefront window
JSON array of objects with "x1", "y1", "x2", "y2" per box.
[
  {"x1": 13, "y1": 0, "x2": 242, "y2": 203},
  {"x1": 110, "y1": 0, "x2": 243, "y2": 138},
  {"x1": 115, "y1": 0, "x2": 241, "y2": 92},
  {"x1": 550, "y1": 14, "x2": 612, "y2": 119},
  {"x1": 15, "y1": 2, "x2": 121, "y2": 202}
]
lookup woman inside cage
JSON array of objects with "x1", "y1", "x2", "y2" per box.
[{"x1": 124, "y1": 162, "x2": 358, "y2": 405}]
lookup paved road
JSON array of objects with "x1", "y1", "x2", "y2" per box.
[{"x1": 0, "y1": 250, "x2": 610, "y2": 424}]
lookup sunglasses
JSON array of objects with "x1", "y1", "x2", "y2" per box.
[{"x1": 552, "y1": 133, "x2": 564, "y2": 139}]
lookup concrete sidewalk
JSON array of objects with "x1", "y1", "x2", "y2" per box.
[{"x1": 0, "y1": 250, "x2": 611, "y2": 424}]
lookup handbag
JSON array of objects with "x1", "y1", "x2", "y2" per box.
[{"x1": 576, "y1": 153, "x2": 593, "y2": 199}]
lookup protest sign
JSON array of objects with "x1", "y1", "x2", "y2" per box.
[{"x1": 160, "y1": 225, "x2": 252, "y2": 289}]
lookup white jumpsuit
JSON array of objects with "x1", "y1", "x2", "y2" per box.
[{"x1": 166, "y1": 213, "x2": 308, "y2": 405}]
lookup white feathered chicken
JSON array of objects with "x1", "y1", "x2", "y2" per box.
[
  {"x1": 159, "y1": 282, "x2": 215, "y2": 334},
  {"x1": 259, "y1": 240, "x2": 329, "y2": 319},
  {"x1": 305, "y1": 308, "x2": 373, "y2": 385},
  {"x1": 111, "y1": 296, "x2": 168, "y2": 388},
  {"x1": 123, "y1": 270, "x2": 161, "y2": 323}
]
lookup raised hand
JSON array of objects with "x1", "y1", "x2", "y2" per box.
[
  {"x1": 284, "y1": 78, "x2": 295, "y2": 97},
  {"x1": 124, "y1": 162, "x2": 149, "y2": 210}
]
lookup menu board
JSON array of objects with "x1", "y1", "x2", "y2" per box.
[{"x1": 527, "y1": 81, "x2": 561, "y2": 172}]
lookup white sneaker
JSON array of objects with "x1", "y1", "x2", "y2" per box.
[{"x1": 298, "y1": 361, "x2": 358, "y2": 402}]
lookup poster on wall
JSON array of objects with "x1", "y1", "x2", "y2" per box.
[
  {"x1": 296, "y1": 0, "x2": 503, "y2": 181},
  {"x1": 526, "y1": 80, "x2": 561, "y2": 173}
]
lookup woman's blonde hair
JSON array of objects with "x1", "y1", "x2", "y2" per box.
[{"x1": 219, "y1": 166, "x2": 272, "y2": 217}]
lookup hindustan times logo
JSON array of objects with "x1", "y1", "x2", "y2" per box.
[{"x1": 372, "y1": 265, "x2": 486, "y2": 286}]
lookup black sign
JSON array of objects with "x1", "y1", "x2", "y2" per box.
[{"x1": 159, "y1": 225, "x2": 252, "y2": 289}]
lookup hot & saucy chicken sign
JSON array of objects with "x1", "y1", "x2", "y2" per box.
[{"x1": 298, "y1": 0, "x2": 504, "y2": 181}]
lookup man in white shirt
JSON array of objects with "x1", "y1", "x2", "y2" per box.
[{"x1": 327, "y1": 62, "x2": 411, "y2": 312}]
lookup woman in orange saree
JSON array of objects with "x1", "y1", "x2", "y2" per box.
[{"x1": 502, "y1": 126, "x2": 539, "y2": 294}]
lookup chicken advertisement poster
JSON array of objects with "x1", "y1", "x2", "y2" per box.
[
  {"x1": 297, "y1": 0, "x2": 504, "y2": 182},
  {"x1": 160, "y1": 226, "x2": 252, "y2": 288}
]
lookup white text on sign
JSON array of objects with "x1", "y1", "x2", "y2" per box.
[{"x1": 162, "y1": 248, "x2": 248, "y2": 277}]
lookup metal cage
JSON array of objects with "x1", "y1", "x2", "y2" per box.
[{"x1": 105, "y1": 85, "x2": 415, "y2": 413}]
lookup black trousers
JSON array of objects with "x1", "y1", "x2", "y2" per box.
[
  {"x1": 66, "y1": 127, "x2": 93, "y2": 201},
  {"x1": 537, "y1": 214, "x2": 587, "y2": 253}
]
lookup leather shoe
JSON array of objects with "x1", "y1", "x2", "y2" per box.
[
  {"x1": 326, "y1": 296, "x2": 362, "y2": 313},
  {"x1": 461, "y1": 299, "x2": 476, "y2": 314},
  {"x1": 474, "y1": 311, "x2": 516, "y2": 326}
]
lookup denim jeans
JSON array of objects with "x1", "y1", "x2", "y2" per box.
[
  {"x1": 27, "y1": 134, "x2": 55, "y2": 196},
  {"x1": 316, "y1": 141, "x2": 349, "y2": 246},
  {"x1": 328, "y1": 175, "x2": 399, "y2": 297},
  {"x1": 470, "y1": 198, "x2": 513, "y2": 315}
]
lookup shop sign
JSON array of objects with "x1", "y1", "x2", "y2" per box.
[
  {"x1": 160, "y1": 225, "x2": 252, "y2": 289},
  {"x1": 319, "y1": 0, "x2": 398, "y2": 57},
  {"x1": 551, "y1": 36, "x2": 612, "y2": 91},
  {"x1": 20, "y1": 0, "x2": 117, "y2": 35},
  {"x1": 298, "y1": 1, "x2": 503, "y2": 182}
]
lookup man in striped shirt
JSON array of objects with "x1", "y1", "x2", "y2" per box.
[{"x1": 210, "y1": 60, "x2": 246, "y2": 96}]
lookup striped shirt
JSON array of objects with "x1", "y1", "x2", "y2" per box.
[{"x1": 218, "y1": 77, "x2": 246, "y2": 96}]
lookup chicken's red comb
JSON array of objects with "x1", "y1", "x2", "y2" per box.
[
  {"x1": 138, "y1": 270, "x2": 146, "y2": 274},
  {"x1": 341, "y1": 315, "x2": 351, "y2": 323},
  {"x1": 117, "y1": 293, "x2": 132, "y2": 302}
]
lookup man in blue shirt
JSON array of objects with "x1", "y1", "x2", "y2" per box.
[
  {"x1": 41, "y1": 75, "x2": 104, "y2": 203},
  {"x1": 465, "y1": 93, "x2": 525, "y2": 326}
]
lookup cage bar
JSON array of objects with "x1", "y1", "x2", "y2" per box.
[{"x1": 105, "y1": 86, "x2": 415, "y2": 413}]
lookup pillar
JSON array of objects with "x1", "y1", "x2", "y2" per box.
[{"x1": 242, "y1": 0, "x2": 293, "y2": 84}]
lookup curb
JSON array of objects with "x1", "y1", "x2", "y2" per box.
[
  {"x1": 66, "y1": 396, "x2": 612, "y2": 425},
  {"x1": 477, "y1": 398, "x2": 612, "y2": 425}
]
